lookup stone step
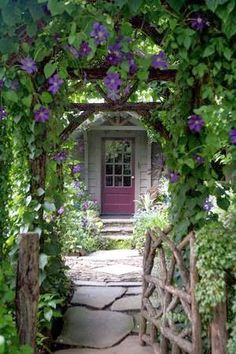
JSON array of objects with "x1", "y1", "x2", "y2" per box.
[
  {"x1": 102, "y1": 226, "x2": 133, "y2": 234},
  {"x1": 102, "y1": 234, "x2": 133, "y2": 241}
]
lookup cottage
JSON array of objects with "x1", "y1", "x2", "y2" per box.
[{"x1": 75, "y1": 112, "x2": 163, "y2": 215}]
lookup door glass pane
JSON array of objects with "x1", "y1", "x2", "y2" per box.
[
  {"x1": 123, "y1": 176, "x2": 131, "y2": 186},
  {"x1": 123, "y1": 164, "x2": 131, "y2": 175},
  {"x1": 115, "y1": 165, "x2": 122, "y2": 175},
  {"x1": 115, "y1": 153, "x2": 122, "y2": 163},
  {"x1": 106, "y1": 176, "x2": 113, "y2": 186},
  {"x1": 115, "y1": 176, "x2": 122, "y2": 186},
  {"x1": 106, "y1": 164, "x2": 113, "y2": 175},
  {"x1": 124, "y1": 154, "x2": 131, "y2": 163}
]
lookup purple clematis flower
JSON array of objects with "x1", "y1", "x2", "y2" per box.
[
  {"x1": 106, "y1": 42, "x2": 123, "y2": 65},
  {"x1": 57, "y1": 207, "x2": 65, "y2": 215},
  {"x1": 107, "y1": 90, "x2": 120, "y2": 101},
  {"x1": 104, "y1": 72, "x2": 121, "y2": 91},
  {"x1": 90, "y1": 22, "x2": 109, "y2": 45},
  {"x1": 48, "y1": 74, "x2": 64, "y2": 94},
  {"x1": 203, "y1": 197, "x2": 213, "y2": 212},
  {"x1": 229, "y1": 129, "x2": 236, "y2": 144},
  {"x1": 34, "y1": 106, "x2": 50, "y2": 122},
  {"x1": 10, "y1": 79, "x2": 20, "y2": 91},
  {"x1": 188, "y1": 115, "x2": 205, "y2": 133},
  {"x1": 72, "y1": 164, "x2": 82, "y2": 174},
  {"x1": 167, "y1": 171, "x2": 179, "y2": 183},
  {"x1": 151, "y1": 51, "x2": 168, "y2": 70},
  {"x1": 126, "y1": 53, "x2": 137, "y2": 75},
  {"x1": 74, "y1": 181, "x2": 81, "y2": 188},
  {"x1": 79, "y1": 41, "x2": 91, "y2": 57},
  {"x1": 0, "y1": 107, "x2": 7, "y2": 121},
  {"x1": 193, "y1": 154, "x2": 204, "y2": 165},
  {"x1": 53, "y1": 151, "x2": 67, "y2": 162},
  {"x1": 190, "y1": 13, "x2": 209, "y2": 31},
  {"x1": 20, "y1": 57, "x2": 37, "y2": 74}
]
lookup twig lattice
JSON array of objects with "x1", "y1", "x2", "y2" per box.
[{"x1": 139, "y1": 228, "x2": 202, "y2": 354}]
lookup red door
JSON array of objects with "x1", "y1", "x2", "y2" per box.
[{"x1": 102, "y1": 139, "x2": 135, "y2": 215}]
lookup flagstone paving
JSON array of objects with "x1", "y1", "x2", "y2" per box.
[{"x1": 55, "y1": 249, "x2": 153, "y2": 353}]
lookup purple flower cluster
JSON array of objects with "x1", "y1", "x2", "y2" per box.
[
  {"x1": 79, "y1": 41, "x2": 91, "y2": 57},
  {"x1": 48, "y1": 74, "x2": 64, "y2": 94},
  {"x1": 53, "y1": 151, "x2": 67, "y2": 162},
  {"x1": 0, "y1": 106, "x2": 7, "y2": 121},
  {"x1": 34, "y1": 106, "x2": 50, "y2": 122},
  {"x1": 72, "y1": 164, "x2": 82, "y2": 174},
  {"x1": 104, "y1": 72, "x2": 122, "y2": 101},
  {"x1": 167, "y1": 171, "x2": 179, "y2": 183},
  {"x1": 190, "y1": 13, "x2": 209, "y2": 31},
  {"x1": 188, "y1": 115, "x2": 205, "y2": 133},
  {"x1": 229, "y1": 129, "x2": 236, "y2": 144},
  {"x1": 20, "y1": 57, "x2": 37, "y2": 74},
  {"x1": 151, "y1": 51, "x2": 168, "y2": 70},
  {"x1": 193, "y1": 154, "x2": 204, "y2": 165},
  {"x1": 90, "y1": 22, "x2": 109, "y2": 45},
  {"x1": 203, "y1": 197, "x2": 213, "y2": 212}
]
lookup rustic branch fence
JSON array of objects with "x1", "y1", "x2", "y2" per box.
[{"x1": 139, "y1": 227, "x2": 228, "y2": 354}]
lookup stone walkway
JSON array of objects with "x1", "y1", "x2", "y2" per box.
[{"x1": 55, "y1": 250, "x2": 153, "y2": 354}]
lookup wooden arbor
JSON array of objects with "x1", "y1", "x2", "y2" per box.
[{"x1": 139, "y1": 227, "x2": 202, "y2": 354}]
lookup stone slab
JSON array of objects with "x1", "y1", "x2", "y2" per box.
[
  {"x1": 55, "y1": 335, "x2": 153, "y2": 354},
  {"x1": 111, "y1": 295, "x2": 141, "y2": 311},
  {"x1": 107, "y1": 281, "x2": 142, "y2": 287},
  {"x1": 74, "y1": 281, "x2": 107, "y2": 287},
  {"x1": 57, "y1": 307, "x2": 134, "y2": 348},
  {"x1": 126, "y1": 287, "x2": 142, "y2": 295},
  {"x1": 71, "y1": 286, "x2": 126, "y2": 309},
  {"x1": 88, "y1": 250, "x2": 140, "y2": 260},
  {"x1": 96, "y1": 264, "x2": 142, "y2": 276}
]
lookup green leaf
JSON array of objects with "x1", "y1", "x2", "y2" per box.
[
  {"x1": 37, "y1": 188, "x2": 45, "y2": 196},
  {"x1": 48, "y1": 0, "x2": 65, "y2": 15},
  {"x1": 44, "y1": 62, "x2": 57, "y2": 79},
  {"x1": 0, "y1": 0, "x2": 8, "y2": 9},
  {"x1": 39, "y1": 253, "x2": 48, "y2": 270},
  {"x1": 44, "y1": 201, "x2": 56, "y2": 212},
  {"x1": 128, "y1": 0, "x2": 143, "y2": 13},
  {"x1": 166, "y1": 0, "x2": 186, "y2": 12},
  {"x1": 206, "y1": 0, "x2": 228, "y2": 12},
  {"x1": 41, "y1": 92, "x2": 53, "y2": 104},
  {"x1": 216, "y1": 196, "x2": 230, "y2": 210},
  {"x1": 4, "y1": 90, "x2": 18, "y2": 102},
  {"x1": 203, "y1": 44, "x2": 216, "y2": 57},
  {"x1": 22, "y1": 95, "x2": 33, "y2": 107},
  {"x1": 44, "y1": 309, "x2": 53, "y2": 322},
  {"x1": 25, "y1": 195, "x2": 32, "y2": 206}
]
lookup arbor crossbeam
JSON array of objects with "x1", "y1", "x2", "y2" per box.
[{"x1": 68, "y1": 102, "x2": 161, "y2": 112}]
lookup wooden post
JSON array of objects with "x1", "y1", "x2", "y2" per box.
[
  {"x1": 16, "y1": 233, "x2": 40, "y2": 353},
  {"x1": 210, "y1": 299, "x2": 227, "y2": 354},
  {"x1": 190, "y1": 232, "x2": 203, "y2": 354}
]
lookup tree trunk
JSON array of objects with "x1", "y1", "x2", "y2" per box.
[
  {"x1": 16, "y1": 232, "x2": 40, "y2": 353},
  {"x1": 210, "y1": 299, "x2": 227, "y2": 354}
]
